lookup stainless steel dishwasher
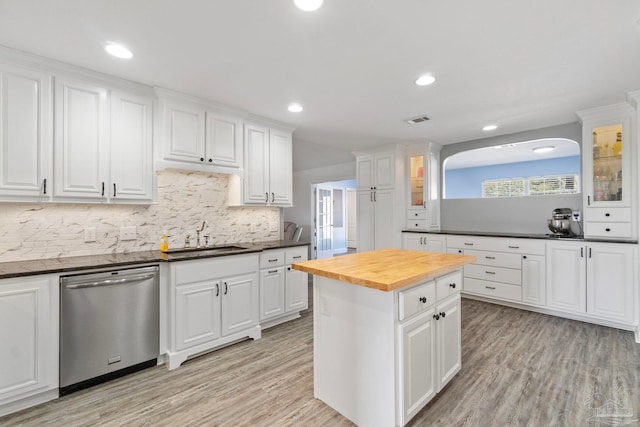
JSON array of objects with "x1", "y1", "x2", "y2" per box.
[{"x1": 60, "y1": 265, "x2": 159, "y2": 395}]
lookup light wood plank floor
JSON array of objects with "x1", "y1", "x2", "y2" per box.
[{"x1": 2, "y1": 288, "x2": 639, "y2": 426}]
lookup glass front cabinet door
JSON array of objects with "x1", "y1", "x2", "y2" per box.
[
  {"x1": 578, "y1": 102, "x2": 636, "y2": 240},
  {"x1": 406, "y1": 143, "x2": 441, "y2": 231}
]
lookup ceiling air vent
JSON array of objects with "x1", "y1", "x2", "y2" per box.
[{"x1": 405, "y1": 115, "x2": 430, "y2": 125}]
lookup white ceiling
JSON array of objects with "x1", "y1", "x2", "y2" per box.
[
  {"x1": 444, "y1": 138, "x2": 580, "y2": 170},
  {"x1": 1, "y1": 0, "x2": 639, "y2": 171}
]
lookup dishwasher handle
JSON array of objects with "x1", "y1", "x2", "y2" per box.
[{"x1": 64, "y1": 273, "x2": 156, "y2": 289}]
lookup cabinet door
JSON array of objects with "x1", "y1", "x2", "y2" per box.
[
  {"x1": 110, "y1": 90, "x2": 153, "y2": 201},
  {"x1": 426, "y1": 237, "x2": 445, "y2": 253},
  {"x1": 356, "y1": 190, "x2": 374, "y2": 252},
  {"x1": 356, "y1": 155, "x2": 374, "y2": 190},
  {"x1": 586, "y1": 243, "x2": 634, "y2": 323},
  {"x1": 285, "y1": 266, "x2": 308, "y2": 312},
  {"x1": 243, "y1": 123, "x2": 270, "y2": 204},
  {"x1": 436, "y1": 295, "x2": 461, "y2": 390},
  {"x1": 221, "y1": 272, "x2": 258, "y2": 336},
  {"x1": 373, "y1": 152, "x2": 395, "y2": 189},
  {"x1": 398, "y1": 309, "x2": 436, "y2": 425},
  {"x1": 0, "y1": 277, "x2": 56, "y2": 402},
  {"x1": 0, "y1": 65, "x2": 51, "y2": 199},
  {"x1": 174, "y1": 280, "x2": 221, "y2": 351},
  {"x1": 163, "y1": 101, "x2": 205, "y2": 163},
  {"x1": 205, "y1": 111, "x2": 242, "y2": 169},
  {"x1": 259, "y1": 267, "x2": 285, "y2": 321},
  {"x1": 373, "y1": 188, "x2": 395, "y2": 249},
  {"x1": 546, "y1": 242, "x2": 586, "y2": 313},
  {"x1": 522, "y1": 254, "x2": 545, "y2": 306},
  {"x1": 269, "y1": 129, "x2": 292, "y2": 206},
  {"x1": 403, "y1": 233, "x2": 424, "y2": 251},
  {"x1": 54, "y1": 77, "x2": 108, "y2": 199}
]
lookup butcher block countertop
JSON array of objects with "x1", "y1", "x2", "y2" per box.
[{"x1": 291, "y1": 248, "x2": 476, "y2": 292}]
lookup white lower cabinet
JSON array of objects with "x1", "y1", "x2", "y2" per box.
[
  {"x1": 169, "y1": 254, "x2": 260, "y2": 369},
  {"x1": 0, "y1": 275, "x2": 58, "y2": 417},
  {"x1": 259, "y1": 246, "x2": 308, "y2": 327},
  {"x1": 398, "y1": 271, "x2": 461, "y2": 426},
  {"x1": 521, "y1": 254, "x2": 546, "y2": 306},
  {"x1": 545, "y1": 241, "x2": 635, "y2": 324},
  {"x1": 402, "y1": 232, "x2": 446, "y2": 253}
]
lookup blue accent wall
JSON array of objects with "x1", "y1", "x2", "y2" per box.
[{"x1": 445, "y1": 156, "x2": 580, "y2": 199}]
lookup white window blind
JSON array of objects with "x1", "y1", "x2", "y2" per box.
[{"x1": 482, "y1": 175, "x2": 579, "y2": 198}]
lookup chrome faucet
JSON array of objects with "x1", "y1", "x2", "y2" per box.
[{"x1": 196, "y1": 221, "x2": 208, "y2": 248}]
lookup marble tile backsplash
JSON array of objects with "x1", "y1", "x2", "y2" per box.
[{"x1": 0, "y1": 169, "x2": 281, "y2": 262}]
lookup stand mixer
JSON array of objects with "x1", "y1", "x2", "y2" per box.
[{"x1": 547, "y1": 208, "x2": 578, "y2": 237}]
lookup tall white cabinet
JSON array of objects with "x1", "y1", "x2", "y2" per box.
[
  {"x1": 406, "y1": 143, "x2": 441, "y2": 231},
  {"x1": 0, "y1": 64, "x2": 52, "y2": 200},
  {"x1": 355, "y1": 147, "x2": 405, "y2": 251},
  {"x1": 577, "y1": 103, "x2": 637, "y2": 240}
]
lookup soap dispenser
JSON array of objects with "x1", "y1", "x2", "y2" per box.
[{"x1": 160, "y1": 231, "x2": 169, "y2": 252}]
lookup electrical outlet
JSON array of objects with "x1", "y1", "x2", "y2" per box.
[
  {"x1": 120, "y1": 226, "x2": 137, "y2": 241},
  {"x1": 84, "y1": 227, "x2": 96, "y2": 243}
]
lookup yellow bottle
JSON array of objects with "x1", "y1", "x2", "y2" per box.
[
  {"x1": 160, "y1": 232, "x2": 169, "y2": 252},
  {"x1": 613, "y1": 132, "x2": 622, "y2": 156}
]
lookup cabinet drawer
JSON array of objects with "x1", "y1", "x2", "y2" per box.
[
  {"x1": 398, "y1": 280, "x2": 435, "y2": 321},
  {"x1": 464, "y1": 278, "x2": 522, "y2": 301},
  {"x1": 464, "y1": 264, "x2": 521, "y2": 285},
  {"x1": 584, "y1": 222, "x2": 632, "y2": 239},
  {"x1": 436, "y1": 270, "x2": 462, "y2": 301},
  {"x1": 260, "y1": 250, "x2": 285, "y2": 268},
  {"x1": 464, "y1": 250, "x2": 521, "y2": 269},
  {"x1": 584, "y1": 207, "x2": 631, "y2": 223},
  {"x1": 408, "y1": 210, "x2": 427, "y2": 220},
  {"x1": 406, "y1": 219, "x2": 428, "y2": 230},
  {"x1": 446, "y1": 235, "x2": 545, "y2": 255},
  {"x1": 286, "y1": 247, "x2": 308, "y2": 264}
]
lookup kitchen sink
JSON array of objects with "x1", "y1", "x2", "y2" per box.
[{"x1": 161, "y1": 245, "x2": 251, "y2": 255}]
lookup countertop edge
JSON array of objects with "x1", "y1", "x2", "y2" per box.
[
  {"x1": 402, "y1": 229, "x2": 639, "y2": 244},
  {"x1": 0, "y1": 241, "x2": 310, "y2": 280}
]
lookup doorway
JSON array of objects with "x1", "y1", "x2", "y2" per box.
[{"x1": 313, "y1": 179, "x2": 356, "y2": 258}]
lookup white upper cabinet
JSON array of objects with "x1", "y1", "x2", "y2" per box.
[
  {"x1": 110, "y1": 90, "x2": 153, "y2": 201},
  {"x1": 0, "y1": 64, "x2": 52, "y2": 200},
  {"x1": 162, "y1": 99, "x2": 206, "y2": 164},
  {"x1": 229, "y1": 123, "x2": 293, "y2": 206},
  {"x1": 157, "y1": 89, "x2": 246, "y2": 174},
  {"x1": 54, "y1": 75, "x2": 154, "y2": 203},
  {"x1": 206, "y1": 110, "x2": 243, "y2": 169},
  {"x1": 53, "y1": 77, "x2": 109, "y2": 200},
  {"x1": 356, "y1": 152, "x2": 395, "y2": 190}
]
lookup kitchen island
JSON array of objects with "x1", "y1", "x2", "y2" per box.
[{"x1": 292, "y1": 248, "x2": 475, "y2": 427}]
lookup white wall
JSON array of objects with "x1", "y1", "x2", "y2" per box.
[
  {"x1": 284, "y1": 161, "x2": 357, "y2": 242},
  {"x1": 0, "y1": 169, "x2": 280, "y2": 262}
]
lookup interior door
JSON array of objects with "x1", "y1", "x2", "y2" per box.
[{"x1": 315, "y1": 184, "x2": 334, "y2": 258}]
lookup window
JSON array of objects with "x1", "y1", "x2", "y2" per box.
[{"x1": 481, "y1": 174, "x2": 579, "y2": 198}]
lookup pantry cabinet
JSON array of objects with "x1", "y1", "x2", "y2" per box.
[
  {"x1": 0, "y1": 275, "x2": 58, "y2": 416},
  {"x1": 169, "y1": 254, "x2": 261, "y2": 369},
  {"x1": 355, "y1": 146, "x2": 405, "y2": 251},
  {"x1": 577, "y1": 103, "x2": 636, "y2": 240},
  {"x1": 0, "y1": 64, "x2": 52, "y2": 200}
]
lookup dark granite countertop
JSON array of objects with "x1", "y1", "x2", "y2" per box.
[
  {"x1": 0, "y1": 240, "x2": 310, "y2": 280},
  {"x1": 402, "y1": 229, "x2": 638, "y2": 244}
]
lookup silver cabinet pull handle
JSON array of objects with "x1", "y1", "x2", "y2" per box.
[
  {"x1": 101, "y1": 182, "x2": 105, "y2": 196},
  {"x1": 485, "y1": 256, "x2": 495, "y2": 260},
  {"x1": 485, "y1": 286, "x2": 496, "y2": 290},
  {"x1": 43, "y1": 178, "x2": 47, "y2": 195},
  {"x1": 272, "y1": 192, "x2": 275, "y2": 203},
  {"x1": 113, "y1": 183, "x2": 117, "y2": 197},
  {"x1": 485, "y1": 271, "x2": 496, "y2": 275}
]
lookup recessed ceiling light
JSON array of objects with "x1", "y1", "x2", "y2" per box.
[
  {"x1": 104, "y1": 42, "x2": 133, "y2": 59},
  {"x1": 482, "y1": 124, "x2": 498, "y2": 131},
  {"x1": 294, "y1": 0, "x2": 323, "y2": 11},
  {"x1": 533, "y1": 146, "x2": 555, "y2": 153},
  {"x1": 288, "y1": 103, "x2": 303, "y2": 113},
  {"x1": 415, "y1": 75, "x2": 436, "y2": 86}
]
